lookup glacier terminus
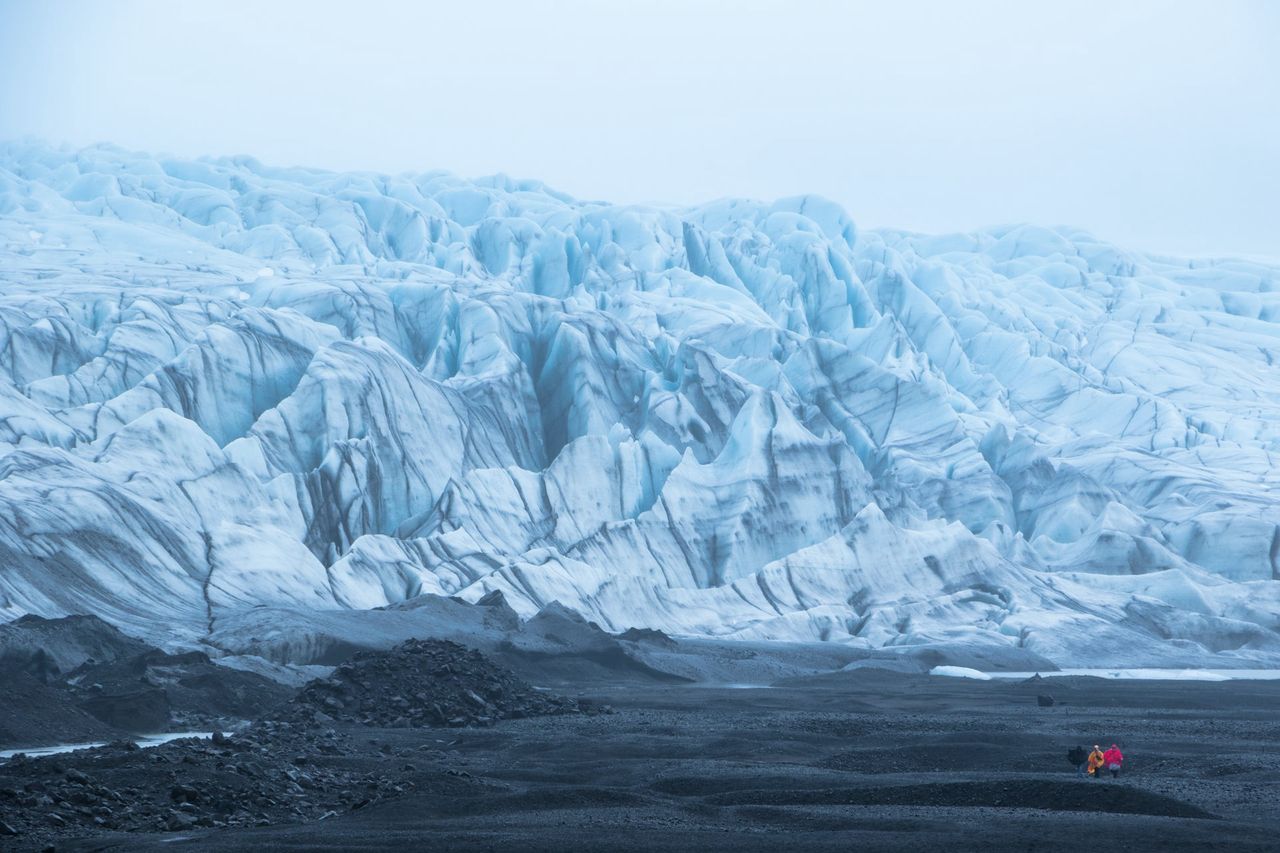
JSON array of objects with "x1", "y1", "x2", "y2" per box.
[{"x1": 1, "y1": 142, "x2": 1278, "y2": 671}]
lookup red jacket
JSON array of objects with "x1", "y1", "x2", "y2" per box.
[{"x1": 1103, "y1": 747, "x2": 1123, "y2": 766}]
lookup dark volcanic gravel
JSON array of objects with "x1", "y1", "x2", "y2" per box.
[
  {"x1": 46, "y1": 674, "x2": 1280, "y2": 853},
  {"x1": 0, "y1": 722, "x2": 480, "y2": 848},
  {"x1": 691, "y1": 779, "x2": 1217, "y2": 819},
  {"x1": 68, "y1": 649, "x2": 293, "y2": 734},
  {"x1": 7, "y1": 644, "x2": 1280, "y2": 852},
  {"x1": 1, "y1": 639, "x2": 598, "y2": 849},
  {"x1": 278, "y1": 639, "x2": 604, "y2": 728},
  {"x1": 0, "y1": 672, "x2": 123, "y2": 748},
  {"x1": 2, "y1": 722, "x2": 366, "y2": 835}
]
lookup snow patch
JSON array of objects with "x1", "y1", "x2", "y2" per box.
[{"x1": 929, "y1": 666, "x2": 993, "y2": 680}]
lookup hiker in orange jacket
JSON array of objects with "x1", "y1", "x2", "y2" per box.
[
  {"x1": 1103, "y1": 744, "x2": 1124, "y2": 778},
  {"x1": 1087, "y1": 745, "x2": 1106, "y2": 778}
]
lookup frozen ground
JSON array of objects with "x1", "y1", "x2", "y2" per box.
[{"x1": 0, "y1": 142, "x2": 1278, "y2": 668}]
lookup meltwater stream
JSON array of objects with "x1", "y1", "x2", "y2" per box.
[{"x1": 0, "y1": 732, "x2": 213, "y2": 761}]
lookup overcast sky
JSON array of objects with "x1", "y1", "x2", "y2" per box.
[{"x1": 1, "y1": 0, "x2": 1276, "y2": 256}]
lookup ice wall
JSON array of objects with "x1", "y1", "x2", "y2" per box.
[{"x1": 0, "y1": 142, "x2": 1277, "y2": 666}]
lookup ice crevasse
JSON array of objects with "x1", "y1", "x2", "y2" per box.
[{"x1": 0, "y1": 141, "x2": 1278, "y2": 668}]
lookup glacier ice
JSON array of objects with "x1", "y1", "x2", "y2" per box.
[{"x1": 0, "y1": 141, "x2": 1278, "y2": 668}]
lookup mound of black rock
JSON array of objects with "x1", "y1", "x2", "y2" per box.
[
  {"x1": 0, "y1": 615, "x2": 292, "y2": 748},
  {"x1": 0, "y1": 637, "x2": 609, "y2": 845},
  {"x1": 69, "y1": 648, "x2": 293, "y2": 733},
  {"x1": 0, "y1": 614, "x2": 151, "y2": 682},
  {"x1": 280, "y1": 639, "x2": 601, "y2": 728},
  {"x1": 0, "y1": 724, "x2": 450, "y2": 846}
]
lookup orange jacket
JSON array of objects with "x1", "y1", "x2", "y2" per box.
[{"x1": 1087, "y1": 749, "x2": 1105, "y2": 773}]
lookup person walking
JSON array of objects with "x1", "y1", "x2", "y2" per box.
[
  {"x1": 1103, "y1": 743, "x2": 1124, "y2": 778},
  {"x1": 1087, "y1": 744, "x2": 1106, "y2": 779},
  {"x1": 1068, "y1": 745, "x2": 1088, "y2": 777}
]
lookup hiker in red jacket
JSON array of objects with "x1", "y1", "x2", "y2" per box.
[{"x1": 1103, "y1": 744, "x2": 1124, "y2": 778}]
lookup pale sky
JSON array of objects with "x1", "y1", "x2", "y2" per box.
[{"x1": 1, "y1": 0, "x2": 1277, "y2": 256}]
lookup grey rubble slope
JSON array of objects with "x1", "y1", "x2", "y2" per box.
[
  {"x1": 0, "y1": 614, "x2": 288, "y2": 748},
  {"x1": 0, "y1": 614, "x2": 150, "y2": 681},
  {"x1": 0, "y1": 141, "x2": 1278, "y2": 667}
]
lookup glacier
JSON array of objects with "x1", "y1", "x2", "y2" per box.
[{"x1": 0, "y1": 140, "x2": 1278, "y2": 669}]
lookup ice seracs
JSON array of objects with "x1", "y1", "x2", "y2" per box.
[{"x1": 0, "y1": 141, "x2": 1277, "y2": 667}]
